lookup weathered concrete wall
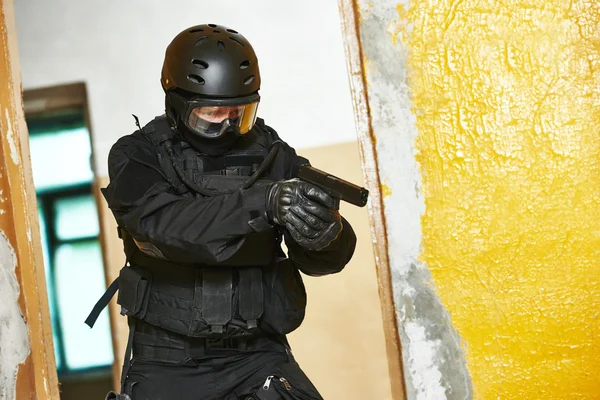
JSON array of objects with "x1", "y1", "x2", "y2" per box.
[
  {"x1": 340, "y1": 0, "x2": 600, "y2": 398},
  {"x1": 0, "y1": 233, "x2": 29, "y2": 400}
]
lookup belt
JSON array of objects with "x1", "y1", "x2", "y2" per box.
[{"x1": 131, "y1": 324, "x2": 288, "y2": 363}]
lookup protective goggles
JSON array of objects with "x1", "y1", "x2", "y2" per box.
[
  {"x1": 186, "y1": 101, "x2": 259, "y2": 138},
  {"x1": 165, "y1": 90, "x2": 260, "y2": 139}
]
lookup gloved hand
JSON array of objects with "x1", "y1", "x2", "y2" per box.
[{"x1": 266, "y1": 179, "x2": 342, "y2": 251}]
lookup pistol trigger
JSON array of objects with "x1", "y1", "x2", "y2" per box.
[{"x1": 332, "y1": 198, "x2": 340, "y2": 211}]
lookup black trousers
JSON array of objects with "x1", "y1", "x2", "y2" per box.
[{"x1": 120, "y1": 340, "x2": 324, "y2": 400}]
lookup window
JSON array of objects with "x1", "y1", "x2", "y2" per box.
[{"x1": 27, "y1": 110, "x2": 113, "y2": 376}]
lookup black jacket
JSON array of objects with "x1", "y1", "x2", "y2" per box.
[{"x1": 102, "y1": 117, "x2": 356, "y2": 276}]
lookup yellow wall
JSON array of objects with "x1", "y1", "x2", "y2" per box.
[{"x1": 408, "y1": 0, "x2": 600, "y2": 398}]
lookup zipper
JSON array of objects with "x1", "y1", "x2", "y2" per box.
[
  {"x1": 279, "y1": 377, "x2": 292, "y2": 391},
  {"x1": 263, "y1": 375, "x2": 275, "y2": 390},
  {"x1": 262, "y1": 375, "x2": 293, "y2": 392}
]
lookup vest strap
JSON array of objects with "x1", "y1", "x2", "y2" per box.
[
  {"x1": 238, "y1": 268, "x2": 264, "y2": 329},
  {"x1": 201, "y1": 269, "x2": 233, "y2": 334},
  {"x1": 120, "y1": 317, "x2": 136, "y2": 392},
  {"x1": 85, "y1": 277, "x2": 120, "y2": 328}
]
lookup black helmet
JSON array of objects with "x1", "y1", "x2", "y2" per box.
[{"x1": 162, "y1": 24, "x2": 261, "y2": 139}]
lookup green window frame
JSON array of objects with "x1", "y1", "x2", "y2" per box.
[{"x1": 28, "y1": 111, "x2": 114, "y2": 377}]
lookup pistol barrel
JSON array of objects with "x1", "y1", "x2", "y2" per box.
[{"x1": 298, "y1": 165, "x2": 369, "y2": 207}]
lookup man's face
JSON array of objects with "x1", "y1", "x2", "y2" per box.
[
  {"x1": 185, "y1": 101, "x2": 259, "y2": 138},
  {"x1": 191, "y1": 105, "x2": 243, "y2": 123}
]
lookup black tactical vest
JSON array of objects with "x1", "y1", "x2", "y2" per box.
[{"x1": 114, "y1": 116, "x2": 306, "y2": 339}]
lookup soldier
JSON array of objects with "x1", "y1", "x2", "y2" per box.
[{"x1": 93, "y1": 24, "x2": 356, "y2": 400}]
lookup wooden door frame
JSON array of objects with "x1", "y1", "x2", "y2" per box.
[
  {"x1": 0, "y1": 0, "x2": 60, "y2": 398},
  {"x1": 337, "y1": 1, "x2": 407, "y2": 399}
]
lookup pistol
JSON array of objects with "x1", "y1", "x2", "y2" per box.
[{"x1": 297, "y1": 164, "x2": 369, "y2": 208}]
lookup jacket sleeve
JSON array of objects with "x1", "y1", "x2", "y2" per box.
[
  {"x1": 102, "y1": 134, "x2": 273, "y2": 265},
  {"x1": 284, "y1": 216, "x2": 357, "y2": 276},
  {"x1": 271, "y1": 129, "x2": 357, "y2": 275}
]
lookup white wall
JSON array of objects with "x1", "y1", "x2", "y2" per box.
[{"x1": 14, "y1": 0, "x2": 357, "y2": 175}]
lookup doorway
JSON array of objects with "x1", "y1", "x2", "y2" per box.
[{"x1": 23, "y1": 82, "x2": 114, "y2": 399}]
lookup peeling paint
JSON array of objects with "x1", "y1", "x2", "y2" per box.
[
  {"x1": 386, "y1": 4, "x2": 410, "y2": 46},
  {"x1": 0, "y1": 231, "x2": 31, "y2": 399},
  {"x1": 354, "y1": 1, "x2": 472, "y2": 398},
  {"x1": 4, "y1": 108, "x2": 20, "y2": 166},
  {"x1": 404, "y1": 322, "x2": 445, "y2": 399},
  {"x1": 394, "y1": 261, "x2": 472, "y2": 399},
  {"x1": 386, "y1": 19, "x2": 402, "y2": 47},
  {"x1": 381, "y1": 183, "x2": 393, "y2": 198},
  {"x1": 1, "y1": 0, "x2": 59, "y2": 397}
]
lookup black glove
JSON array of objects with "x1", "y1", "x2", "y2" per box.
[{"x1": 266, "y1": 179, "x2": 343, "y2": 251}]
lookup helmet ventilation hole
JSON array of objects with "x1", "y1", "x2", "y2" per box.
[
  {"x1": 208, "y1": 24, "x2": 217, "y2": 28},
  {"x1": 229, "y1": 37, "x2": 244, "y2": 47},
  {"x1": 218, "y1": 40, "x2": 225, "y2": 51},
  {"x1": 240, "y1": 60, "x2": 250, "y2": 69},
  {"x1": 192, "y1": 59, "x2": 209, "y2": 69},
  {"x1": 189, "y1": 28, "x2": 204, "y2": 33},
  {"x1": 187, "y1": 74, "x2": 205, "y2": 85},
  {"x1": 227, "y1": 29, "x2": 238, "y2": 34},
  {"x1": 244, "y1": 75, "x2": 256, "y2": 85},
  {"x1": 194, "y1": 36, "x2": 208, "y2": 46},
  {"x1": 213, "y1": 30, "x2": 221, "y2": 33}
]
